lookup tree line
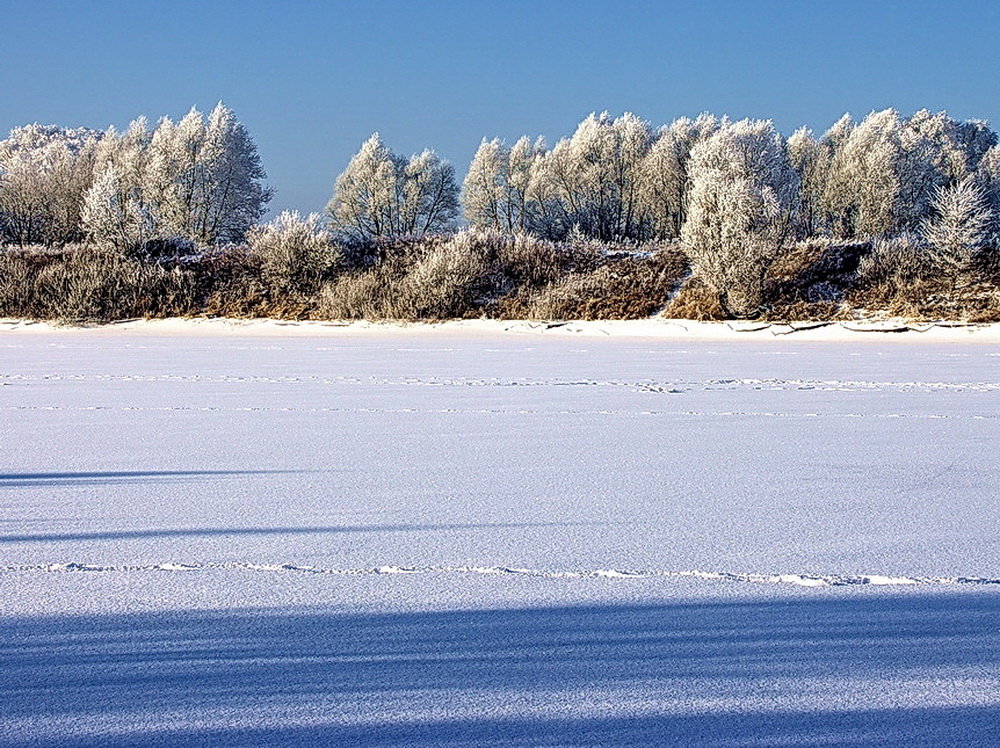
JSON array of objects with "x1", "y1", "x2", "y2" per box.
[{"x1": 1, "y1": 104, "x2": 998, "y2": 318}]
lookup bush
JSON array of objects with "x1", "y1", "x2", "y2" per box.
[
  {"x1": 493, "y1": 231, "x2": 596, "y2": 288},
  {"x1": 392, "y1": 233, "x2": 490, "y2": 318},
  {"x1": 760, "y1": 239, "x2": 866, "y2": 320},
  {"x1": 195, "y1": 247, "x2": 269, "y2": 318},
  {"x1": 247, "y1": 212, "x2": 340, "y2": 312},
  {"x1": 661, "y1": 276, "x2": 726, "y2": 320},
  {"x1": 0, "y1": 245, "x2": 198, "y2": 322},
  {"x1": 318, "y1": 231, "x2": 491, "y2": 320},
  {"x1": 846, "y1": 235, "x2": 1000, "y2": 320},
  {"x1": 0, "y1": 250, "x2": 39, "y2": 317},
  {"x1": 507, "y1": 247, "x2": 687, "y2": 320},
  {"x1": 1, "y1": 229, "x2": 994, "y2": 323}
]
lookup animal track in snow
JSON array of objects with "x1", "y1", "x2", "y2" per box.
[
  {"x1": 1, "y1": 562, "x2": 997, "y2": 588},
  {"x1": 3, "y1": 373, "x2": 998, "y2": 394},
  {"x1": 1, "y1": 405, "x2": 994, "y2": 420}
]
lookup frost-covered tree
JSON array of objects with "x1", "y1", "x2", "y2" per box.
[
  {"x1": 463, "y1": 136, "x2": 544, "y2": 233},
  {"x1": 903, "y1": 110, "x2": 968, "y2": 185},
  {"x1": 200, "y1": 103, "x2": 272, "y2": 243},
  {"x1": 0, "y1": 124, "x2": 101, "y2": 246},
  {"x1": 638, "y1": 128, "x2": 687, "y2": 239},
  {"x1": 921, "y1": 176, "x2": 993, "y2": 273},
  {"x1": 143, "y1": 103, "x2": 270, "y2": 246},
  {"x1": 144, "y1": 109, "x2": 205, "y2": 242},
  {"x1": 810, "y1": 113, "x2": 855, "y2": 236},
  {"x1": 956, "y1": 120, "x2": 998, "y2": 172},
  {"x1": 821, "y1": 109, "x2": 992, "y2": 240},
  {"x1": 528, "y1": 112, "x2": 654, "y2": 241},
  {"x1": 463, "y1": 138, "x2": 507, "y2": 230},
  {"x1": 682, "y1": 119, "x2": 800, "y2": 317},
  {"x1": 823, "y1": 109, "x2": 905, "y2": 238},
  {"x1": 328, "y1": 133, "x2": 459, "y2": 241},
  {"x1": 92, "y1": 118, "x2": 152, "y2": 197},
  {"x1": 974, "y1": 145, "x2": 1000, "y2": 239},
  {"x1": 81, "y1": 166, "x2": 157, "y2": 253},
  {"x1": 399, "y1": 149, "x2": 460, "y2": 237},
  {"x1": 639, "y1": 113, "x2": 722, "y2": 240},
  {"x1": 82, "y1": 118, "x2": 159, "y2": 252},
  {"x1": 327, "y1": 133, "x2": 398, "y2": 242},
  {"x1": 786, "y1": 127, "x2": 821, "y2": 236}
]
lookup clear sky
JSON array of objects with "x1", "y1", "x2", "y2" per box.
[{"x1": 2, "y1": 0, "x2": 999, "y2": 217}]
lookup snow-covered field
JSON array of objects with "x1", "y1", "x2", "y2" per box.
[{"x1": 1, "y1": 321, "x2": 998, "y2": 745}]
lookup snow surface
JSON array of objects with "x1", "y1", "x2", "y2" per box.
[{"x1": 1, "y1": 323, "x2": 998, "y2": 745}]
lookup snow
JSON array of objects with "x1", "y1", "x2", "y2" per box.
[
  {"x1": 5, "y1": 315, "x2": 1000, "y2": 342},
  {"x1": 1, "y1": 323, "x2": 998, "y2": 744}
]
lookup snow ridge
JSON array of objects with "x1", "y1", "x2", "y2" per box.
[{"x1": 2, "y1": 562, "x2": 997, "y2": 588}]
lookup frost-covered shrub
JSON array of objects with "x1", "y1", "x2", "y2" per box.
[
  {"x1": 247, "y1": 211, "x2": 340, "y2": 303},
  {"x1": 391, "y1": 232, "x2": 490, "y2": 318},
  {"x1": 0, "y1": 251, "x2": 37, "y2": 317},
  {"x1": 762, "y1": 239, "x2": 870, "y2": 320},
  {"x1": 855, "y1": 234, "x2": 933, "y2": 294},
  {"x1": 519, "y1": 253, "x2": 685, "y2": 320},
  {"x1": 502, "y1": 247, "x2": 686, "y2": 320},
  {"x1": 660, "y1": 276, "x2": 726, "y2": 320},
  {"x1": 317, "y1": 270, "x2": 391, "y2": 320},
  {"x1": 491, "y1": 231, "x2": 569, "y2": 288}
]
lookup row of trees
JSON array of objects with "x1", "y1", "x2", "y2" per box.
[
  {"x1": 2, "y1": 106, "x2": 999, "y2": 315},
  {"x1": 5, "y1": 106, "x2": 998, "y2": 250},
  {"x1": 329, "y1": 109, "x2": 1000, "y2": 246},
  {"x1": 0, "y1": 103, "x2": 270, "y2": 251},
  {"x1": 326, "y1": 110, "x2": 999, "y2": 313}
]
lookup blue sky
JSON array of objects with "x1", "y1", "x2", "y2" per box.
[{"x1": 2, "y1": 0, "x2": 999, "y2": 216}]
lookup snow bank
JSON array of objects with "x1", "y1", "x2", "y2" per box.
[{"x1": 3, "y1": 315, "x2": 1000, "y2": 342}]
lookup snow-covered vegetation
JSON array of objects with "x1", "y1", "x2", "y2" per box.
[{"x1": 2, "y1": 106, "x2": 999, "y2": 321}]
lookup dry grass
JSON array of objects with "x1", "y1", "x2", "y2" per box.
[
  {"x1": 502, "y1": 247, "x2": 687, "y2": 320},
  {"x1": 2, "y1": 232, "x2": 997, "y2": 323},
  {"x1": 846, "y1": 238, "x2": 1000, "y2": 322},
  {"x1": 660, "y1": 276, "x2": 726, "y2": 320},
  {"x1": 0, "y1": 245, "x2": 198, "y2": 322}
]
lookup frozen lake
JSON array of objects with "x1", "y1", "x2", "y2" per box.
[{"x1": 1, "y1": 327, "x2": 998, "y2": 744}]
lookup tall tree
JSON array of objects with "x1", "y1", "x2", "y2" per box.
[
  {"x1": 528, "y1": 112, "x2": 655, "y2": 241},
  {"x1": 0, "y1": 124, "x2": 101, "y2": 246},
  {"x1": 200, "y1": 102, "x2": 272, "y2": 244},
  {"x1": 144, "y1": 103, "x2": 270, "y2": 246},
  {"x1": 682, "y1": 119, "x2": 800, "y2": 316},
  {"x1": 463, "y1": 136, "x2": 545, "y2": 233},
  {"x1": 328, "y1": 133, "x2": 458, "y2": 241},
  {"x1": 81, "y1": 165, "x2": 156, "y2": 253}
]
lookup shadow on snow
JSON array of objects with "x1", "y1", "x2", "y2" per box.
[
  {"x1": 0, "y1": 520, "x2": 595, "y2": 544},
  {"x1": 0, "y1": 593, "x2": 997, "y2": 745},
  {"x1": 0, "y1": 470, "x2": 310, "y2": 489}
]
